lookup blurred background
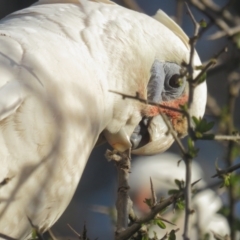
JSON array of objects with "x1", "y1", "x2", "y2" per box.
[{"x1": 0, "y1": 0, "x2": 239, "y2": 239}]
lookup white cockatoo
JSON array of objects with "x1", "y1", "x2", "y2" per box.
[
  {"x1": 130, "y1": 153, "x2": 230, "y2": 239},
  {"x1": 0, "y1": 0, "x2": 206, "y2": 239}
]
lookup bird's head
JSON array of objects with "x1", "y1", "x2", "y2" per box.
[{"x1": 102, "y1": 9, "x2": 207, "y2": 155}]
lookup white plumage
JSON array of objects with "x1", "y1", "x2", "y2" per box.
[{"x1": 0, "y1": 0, "x2": 206, "y2": 238}]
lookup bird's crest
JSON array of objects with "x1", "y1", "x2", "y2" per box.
[
  {"x1": 89, "y1": 0, "x2": 115, "y2": 4},
  {"x1": 36, "y1": 0, "x2": 81, "y2": 4},
  {"x1": 153, "y1": 10, "x2": 190, "y2": 50},
  {"x1": 36, "y1": 0, "x2": 115, "y2": 5}
]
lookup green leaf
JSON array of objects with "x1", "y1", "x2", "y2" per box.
[
  {"x1": 142, "y1": 235, "x2": 149, "y2": 240},
  {"x1": 195, "y1": 65, "x2": 204, "y2": 70},
  {"x1": 192, "y1": 116, "x2": 200, "y2": 125},
  {"x1": 179, "y1": 103, "x2": 188, "y2": 112},
  {"x1": 168, "y1": 230, "x2": 176, "y2": 240},
  {"x1": 195, "y1": 131, "x2": 203, "y2": 138},
  {"x1": 192, "y1": 117, "x2": 215, "y2": 140},
  {"x1": 31, "y1": 229, "x2": 37, "y2": 239},
  {"x1": 197, "y1": 72, "x2": 207, "y2": 84},
  {"x1": 168, "y1": 189, "x2": 179, "y2": 195},
  {"x1": 220, "y1": 174, "x2": 231, "y2": 188},
  {"x1": 187, "y1": 137, "x2": 199, "y2": 158},
  {"x1": 144, "y1": 198, "x2": 152, "y2": 207},
  {"x1": 233, "y1": 32, "x2": 240, "y2": 49},
  {"x1": 174, "y1": 179, "x2": 183, "y2": 189},
  {"x1": 176, "y1": 199, "x2": 185, "y2": 210},
  {"x1": 195, "y1": 118, "x2": 214, "y2": 133},
  {"x1": 203, "y1": 233, "x2": 210, "y2": 240},
  {"x1": 156, "y1": 219, "x2": 166, "y2": 229},
  {"x1": 199, "y1": 19, "x2": 207, "y2": 28},
  {"x1": 187, "y1": 137, "x2": 194, "y2": 149}
]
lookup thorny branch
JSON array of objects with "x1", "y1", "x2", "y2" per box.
[
  {"x1": 182, "y1": 4, "x2": 202, "y2": 239},
  {"x1": 212, "y1": 162, "x2": 240, "y2": 178},
  {"x1": 114, "y1": 180, "x2": 200, "y2": 240},
  {"x1": 105, "y1": 150, "x2": 133, "y2": 236}
]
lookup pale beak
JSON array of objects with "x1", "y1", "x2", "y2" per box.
[{"x1": 131, "y1": 115, "x2": 174, "y2": 155}]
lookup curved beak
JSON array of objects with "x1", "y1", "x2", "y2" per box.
[
  {"x1": 103, "y1": 115, "x2": 174, "y2": 155},
  {"x1": 131, "y1": 115, "x2": 174, "y2": 155}
]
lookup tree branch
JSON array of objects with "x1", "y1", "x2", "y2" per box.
[{"x1": 105, "y1": 149, "x2": 132, "y2": 236}]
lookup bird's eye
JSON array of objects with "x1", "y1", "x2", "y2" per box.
[{"x1": 169, "y1": 74, "x2": 183, "y2": 88}]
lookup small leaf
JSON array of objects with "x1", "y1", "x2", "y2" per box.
[
  {"x1": 203, "y1": 233, "x2": 210, "y2": 240},
  {"x1": 195, "y1": 131, "x2": 203, "y2": 138},
  {"x1": 142, "y1": 235, "x2": 149, "y2": 240},
  {"x1": 168, "y1": 230, "x2": 176, "y2": 240},
  {"x1": 195, "y1": 65, "x2": 204, "y2": 70},
  {"x1": 176, "y1": 199, "x2": 185, "y2": 210},
  {"x1": 192, "y1": 116, "x2": 200, "y2": 125},
  {"x1": 194, "y1": 118, "x2": 214, "y2": 133},
  {"x1": 187, "y1": 137, "x2": 194, "y2": 149},
  {"x1": 199, "y1": 19, "x2": 207, "y2": 28},
  {"x1": 144, "y1": 198, "x2": 152, "y2": 207},
  {"x1": 156, "y1": 219, "x2": 166, "y2": 229},
  {"x1": 204, "y1": 121, "x2": 215, "y2": 132},
  {"x1": 197, "y1": 72, "x2": 207, "y2": 84},
  {"x1": 233, "y1": 32, "x2": 240, "y2": 49},
  {"x1": 174, "y1": 179, "x2": 183, "y2": 189},
  {"x1": 168, "y1": 189, "x2": 179, "y2": 195},
  {"x1": 31, "y1": 229, "x2": 37, "y2": 239},
  {"x1": 187, "y1": 137, "x2": 199, "y2": 158},
  {"x1": 220, "y1": 174, "x2": 231, "y2": 188},
  {"x1": 179, "y1": 104, "x2": 188, "y2": 112}
]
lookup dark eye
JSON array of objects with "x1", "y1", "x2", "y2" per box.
[{"x1": 169, "y1": 74, "x2": 183, "y2": 88}]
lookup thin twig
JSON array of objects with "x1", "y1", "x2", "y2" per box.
[
  {"x1": 214, "y1": 135, "x2": 240, "y2": 141},
  {"x1": 47, "y1": 229, "x2": 58, "y2": 240},
  {"x1": 185, "y1": 2, "x2": 200, "y2": 80},
  {"x1": 212, "y1": 163, "x2": 240, "y2": 178},
  {"x1": 160, "y1": 113, "x2": 187, "y2": 155},
  {"x1": 67, "y1": 224, "x2": 81, "y2": 239},
  {"x1": 150, "y1": 177, "x2": 157, "y2": 207},
  {"x1": 109, "y1": 90, "x2": 184, "y2": 115}
]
